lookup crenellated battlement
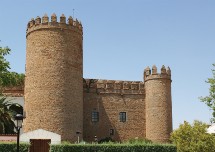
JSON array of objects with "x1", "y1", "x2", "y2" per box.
[
  {"x1": 26, "y1": 14, "x2": 83, "y2": 36},
  {"x1": 83, "y1": 79, "x2": 144, "y2": 95},
  {"x1": 144, "y1": 65, "x2": 171, "y2": 82}
]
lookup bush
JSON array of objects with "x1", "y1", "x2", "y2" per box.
[
  {"x1": 50, "y1": 144, "x2": 176, "y2": 152},
  {"x1": 0, "y1": 142, "x2": 29, "y2": 152},
  {"x1": 171, "y1": 120, "x2": 215, "y2": 152},
  {"x1": 126, "y1": 138, "x2": 152, "y2": 144},
  {"x1": 98, "y1": 137, "x2": 114, "y2": 144}
]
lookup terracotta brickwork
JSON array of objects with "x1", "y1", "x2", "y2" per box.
[
  {"x1": 24, "y1": 14, "x2": 83, "y2": 141},
  {"x1": 22, "y1": 14, "x2": 172, "y2": 143},
  {"x1": 3, "y1": 86, "x2": 24, "y2": 97}
]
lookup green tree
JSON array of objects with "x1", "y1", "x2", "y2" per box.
[
  {"x1": 200, "y1": 64, "x2": 215, "y2": 122},
  {"x1": 171, "y1": 120, "x2": 215, "y2": 152},
  {"x1": 0, "y1": 97, "x2": 23, "y2": 134},
  {"x1": 0, "y1": 45, "x2": 24, "y2": 133},
  {"x1": 0, "y1": 45, "x2": 25, "y2": 93}
]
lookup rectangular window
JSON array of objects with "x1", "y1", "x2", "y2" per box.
[
  {"x1": 110, "y1": 129, "x2": 114, "y2": 136},
  {"x1": 119, "y1": 112, "x2": 126, "y2": 122},
  {"x1": 92, "y1": 111, "x2": 99, "y2": 122}
]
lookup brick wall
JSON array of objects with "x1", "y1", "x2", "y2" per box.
[
  {"x1": 144, "y1": 66, "x2": 172, "y2": 143},
  {"x1": 24, "y1": 15, "x2": 83, "y2": 142},
  {"x1": 83, "y1": 79, "x2": 145, "y2": 142}
]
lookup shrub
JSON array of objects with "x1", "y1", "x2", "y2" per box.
[
  {"x1": 50, "y1": 144, "x2": 176, "y2": 152},
  {"x1": 126, "y1": 138, "x2": 152, "y2": 144},
  {"x1": 171, "y1": 120, "x2": 215, "y2": 152},
  {"x1": 0, "y1": 142, "x2": 29, "y2": 152},
  {"x1": 98, "y1": 137, "x2": 114, "y2": 144}
]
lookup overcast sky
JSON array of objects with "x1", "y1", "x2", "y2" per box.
[{"x1": 0, "y1": 0, "x2": 214, "y2": 129}]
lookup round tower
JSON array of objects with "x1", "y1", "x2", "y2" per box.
[
  {"x1": 144, "y1": 65, "x2": 172, "y2": 143},
  {"x1": 24, "y1": 14, "x2": 83, "y2": 142}
]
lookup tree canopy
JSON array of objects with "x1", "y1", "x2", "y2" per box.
[
  {"x1": 0, "y1": 45, "x2": 24, "y2": 94},
  {"x1": 0, "y1": 44, "x2": 24, "y2": 133},
  {"x1": 0, "y1": 97, "x2": 23, "y2": 134},
  {"x1": 200, "y1": 64, "x2": 215, "y2": 122},
  {"x1": 171, "y1": 120, "x2": 215, "y2": 152}
]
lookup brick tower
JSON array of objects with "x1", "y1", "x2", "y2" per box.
[
  {"x1": 24, "y1": 14, "x2": 83, "y2": 141},
  {"x1": 144, "y1": 65, "x2": 172, "y2": 143}
]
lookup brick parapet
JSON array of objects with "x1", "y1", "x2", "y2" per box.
[
  {"x1": 2, "y1": 86, "x2": 24, "y2": 97},
  {"x1": 83, "y1": 79, "x2": 144, "y2": 95},
  {"x1": 144, "y1": 65, "x2": 171, "y2": 82},
  {"x1": 26, "y1": 14, "x2": 83, "y2": 37},
  {"x1": 3, "y1": 79, "x2": 145, "y2": 96}
]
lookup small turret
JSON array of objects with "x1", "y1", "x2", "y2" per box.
[
  {"x1": 79, "y1": 22, "x2": 83, "y2": 30},
  {"x1": 51, "y1": 13, "x2": 57, "y2": 22},
  {"x1": 161, "y1": 65, "x2": 167, "y2": 74},
  {"x1": 144, "y1": 65, "x2": 172, "y2": 143},
  {"x1": 42, "y1": 14, "x2": 49, "y2": 23},
  {"x1": 68, "y1": 16, "x2": 73, "y2": 25},
  {"x1": 152, "y1": 65, "x2": 157, "y2": 75},
  {"x1": 29, "y1": 18, "x2": 35, "y2": 27},
  {"x1": 35, "y1": 16, "x2": 41, "y2": 25},
  {"x1": 144, "y1": 66, "x2": 151, "y2": 78},
  {"x1": 166, "y1": 66, "x2": 171, "y2": 75},
  {"x1": 60, "y1": 14, "x2": 66, "y2": 24}
]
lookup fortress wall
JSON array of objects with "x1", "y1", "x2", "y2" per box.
[
  {"x1": 83, "y1": 79, "x2": 146, "y2": 142},
  {"x1": 11, "y1": 13, "x2": 173, "y2": 143}
]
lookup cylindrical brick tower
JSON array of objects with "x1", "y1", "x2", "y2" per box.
[
  {"x1": 24, "y1": 14, "x2": 83, "y2": 142},
  {"x1": 144, "y1": 65, "x2": 172, "y2": 143}
]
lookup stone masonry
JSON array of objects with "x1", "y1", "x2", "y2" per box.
[
  {"x1": 20, "y1": 14, "x2": 172, "y2": 143},
  {"x1": 24, "y1": 14, "x2": 83, "y2": 141},
  {"x1": 83, "y1": 80, "x2": 145, "y2": 142},
  {"x1": 144, "y1": 66, "x2": 172, "y2": 143}
]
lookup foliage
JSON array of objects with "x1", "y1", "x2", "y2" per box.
[
  {"x1": 50, "y1": 144, "x2": 176, "y2": 152},
  {"x1": 0, "y1": 97, "x2": 23, "y2": 134},
  {"x1": 0, "y1": 44, "x2": 24, "y2": 134},
  {"x1": 0, "y1": 45, "x2": 25, "y2": 94},
  {"x1": 126, "y1": 138, "x2": 152, "y2": 144},
  {"x1": 0, "y1": 142, "x2": 29, "y2": 152},
  {"x1": 171, "y1": 120, "x2": 215, "y2": 152},
  {"x1": 98, "y1": 137, "x2": 114, "y2": 144},
  {"x1": 200, "y1": 64, "x2": 215, "y2": 122},
  {"x1": 0, "y1": 46, "x2": 10, "y2": 73}
]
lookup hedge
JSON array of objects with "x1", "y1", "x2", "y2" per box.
[
  {"x1": 0, "y1": 143, "x2": 176, "y2": 152},
  {"x1": 50, "y1": 144, "x2": 177, "y2": 152},
  {"x1": 0, "y1": 143, "x2": 29, "y2": 152}
]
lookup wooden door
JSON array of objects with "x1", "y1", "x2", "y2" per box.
[{"x1": 30, "y1": 139, "x2": 51, "y2": 152}]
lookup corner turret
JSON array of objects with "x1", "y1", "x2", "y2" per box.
[{"x1": 144, "y1": 65, "x2": 172, "y2": 143}]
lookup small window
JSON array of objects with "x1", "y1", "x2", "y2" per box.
[
  {"x1": 110, "y1": 129, "x2": 114, "y2": 136},
  {"x1": 119, "y1": 112, "x2": 126, "y2": 122},
  {"x1": 92, "y1": 111, "x2": 99, "y2": 122}
]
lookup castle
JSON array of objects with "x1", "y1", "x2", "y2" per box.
[{"x1": 21, "y1": 14, "x2": 172, "y2": 143}]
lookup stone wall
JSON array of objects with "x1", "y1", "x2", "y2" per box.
[
  {"x1": 24, "y1": 14, "x2": 83, "y2": 142},
  {"x1": 83, "y1": 79, "x2": 145, "y2": 142},
  {"x1": 144, "y1": 66, "x2": 172, "y2": 143},
  {"x1": 7, "y1": 13, "x2": 173, "y2": 143}
]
